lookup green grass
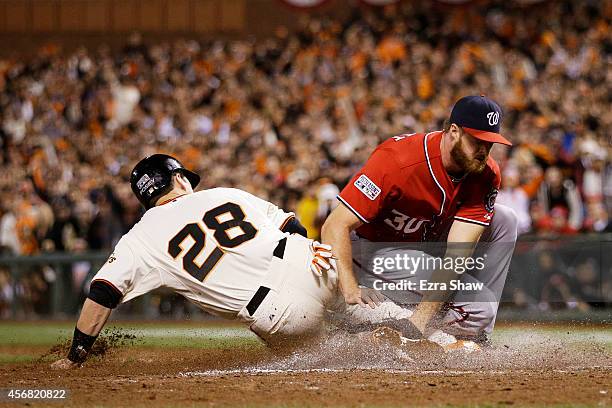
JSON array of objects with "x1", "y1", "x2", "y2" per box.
[
  {"x1": 0, "y1": 321, "x2": 260, "y2": 349},
  {"x1": 493, "y1": 325, "x2": 612, "y2": 352},
  {"x1": 0, "y1": 321, "x2": 263, "y2": 364}
]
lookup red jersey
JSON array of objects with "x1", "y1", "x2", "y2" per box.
[{"x1": 338, "y1": 131, "x2": 501, "y2": 242}]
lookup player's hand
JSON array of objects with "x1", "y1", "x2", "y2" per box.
[
  {"x1": 342, "y1": 287, "x2": 384, "y2": 309},
  {"x1": 309, "y1": 241, "x2": 334, "y2": 277},
  {"x1": 342, "y1": 286, "x2": 366, "y2": 307},
  {"x1": 50, "y1": 358, "x2": 80, "y2": 370},
  {"x1": 359, "y1": 287, "x2": 385, "y2": 309}
]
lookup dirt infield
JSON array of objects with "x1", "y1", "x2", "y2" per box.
[{"x1": 0, "y1": 324, "x2": 610, "y2": 407}]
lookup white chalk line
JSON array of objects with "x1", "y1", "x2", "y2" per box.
[{"x1": 178, "y1": 366, "x2": 612, "y2": 377}]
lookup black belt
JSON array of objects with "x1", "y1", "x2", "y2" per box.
[{"x1": 245, "y1": 237, "x2": 286, "y2": 316}]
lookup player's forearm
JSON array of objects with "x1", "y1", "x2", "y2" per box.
[
  {"x1": 321, "y1": 221, "x2": 359, "y2": 295},
  {"x1": 411, "y1": 301, "x2": 444, "y2": 333},
  {"x1": 410, "y1": 262, "x2": 461, "y2": 332},
  {"x1": 76, "y1": 298, "x2": 112, "y2": 336},
  {"x1": 411, "y1": 220, "x2": 483, "y2": 333},
  {"x1": 67, "y1": 299, "x2": 112, "y2": 364}
]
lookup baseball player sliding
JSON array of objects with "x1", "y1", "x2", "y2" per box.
[
  {"x1": 322, "y1": 95, "x2": 518, "y2": 345},
  {"x1": 52, "y1": 154, "x2": 346, "y2": 368}
]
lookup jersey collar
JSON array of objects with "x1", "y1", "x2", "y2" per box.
[{"x1": 157, "y1": 193, "x2": 188, "y2": 206}]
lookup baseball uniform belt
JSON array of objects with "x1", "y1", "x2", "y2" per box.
[{"x1": 245, "y1": 237, "x2": 287, "y2": 316}]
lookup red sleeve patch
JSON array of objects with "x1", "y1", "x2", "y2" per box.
[{"x1": 338, "y1": 148, "x2": 397, "y2": 223}]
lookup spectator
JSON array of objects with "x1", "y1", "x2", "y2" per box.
[
  {"x1": 583, "y1": 202, "x2": 611, "y2": 233},
  {"x1": 0, "y1": 268, "x2": 13, "y2": 318},
  {"x1": 578, "y1": 136, "x2": 608, "y2": 204},
  {"x1": 497, "y1": 165, "x2": 531, "y2": 234},
  {"x1": 537, "y1": 167, "x2": 583, "y2": 232},
  {"x1": 315, "y1": 179, "x2": 339, "y2": 231},
  {"x1": 0, "y1": 0, "x2": 609, "y2": 317},
  {"x1": 296, "y1": 186, "x2": 319, "y2": 239},
  {"x1": 0, "y1": 0, "x2": 608, "y2": 250},
  {"x1": 0, "y1": 201, "x2": 20, "y2": 254},
  {"x1": 571, "y1": 258, "x2": 607, "y2": 308}
]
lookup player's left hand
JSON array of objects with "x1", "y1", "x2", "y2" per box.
[
  {"x1": 309, "y1": 241, "x2": 334, "y2": 276},
  {"x1": 359, "y1": 287, "x2": 385, "y2": 308},
  {"x1": 50, "y1": 358, "x2": 80, "y2": 370}
]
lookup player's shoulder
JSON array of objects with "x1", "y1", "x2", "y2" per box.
[
  {"x1": 183, "y1": 187, "x2": 241, "y2": 199},
  {"x1": 107, "y1": 233, "x2": 137, "y2": 259},
  {"x1": 373, "y1": 132, "x2": 429, "y2": 169},
  {"x1": 377, "y1": 132, "x2": 426, "y2": 151},
  {"x1": 190, "y1": 187, "x2": 259, "y2": 205},
  {"x1": 200, "y1": 187, "x2": 251, "y2": 199}
]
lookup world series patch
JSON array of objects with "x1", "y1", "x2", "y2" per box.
[{"x1": 354, "y1": 174, "x2": 381, "y2": 201}]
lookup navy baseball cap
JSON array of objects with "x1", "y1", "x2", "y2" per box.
[{"x1": 449, "y1": 95, "x2": 512, "y2": 146}]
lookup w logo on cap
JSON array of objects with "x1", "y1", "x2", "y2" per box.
[
  {"x1": 449, "y1": 95, "x2": 512, "y2": 146},
  {"x1": 487, "y1": 111, "x2": 500, "y2": 126}
]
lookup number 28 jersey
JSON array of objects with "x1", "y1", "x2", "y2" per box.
[{"x1": 92, "y1": 188, "x2": 293, "y2": 318}]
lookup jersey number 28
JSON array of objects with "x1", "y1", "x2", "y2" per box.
[{"x1": 167, "y1": 202, "x2": 257, "y2": 281}]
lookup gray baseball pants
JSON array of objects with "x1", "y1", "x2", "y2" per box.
[{"x1": 351, "y1": 204, "x2": 518, "y2": 338}]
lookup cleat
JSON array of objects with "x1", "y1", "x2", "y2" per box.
[
  {"x1": 428, "y1": 330, "x2": 482, "y2": 353},
  {"x1": 371, "y1": 327, "x2": 444, "y2": 354},
  {"x1": 441, "y1": 340, "x2": 481, "y2": 353}
]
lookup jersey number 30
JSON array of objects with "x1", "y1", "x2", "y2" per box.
[{"x1": 167, "y1": 202, "x2": 257, "y2": 281}]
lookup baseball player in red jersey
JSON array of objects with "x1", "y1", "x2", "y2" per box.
[{"x1": 322, "y1": 96, "x2": 518, "y2": 344}]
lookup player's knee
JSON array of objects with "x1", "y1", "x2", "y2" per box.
[
  {"x1": 493, "y1": 204, "x2": 518, "y2": 242},
  {"x1": 445, "y1": 301, "x2": 497, "y2": 338}
]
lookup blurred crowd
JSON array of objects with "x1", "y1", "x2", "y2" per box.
[
  {"x1": 0, "y1": 1, "x2": 610, "y2": 316},
  {"x1": 507, "y1": 242, "x2": 611, "y2": 314}
]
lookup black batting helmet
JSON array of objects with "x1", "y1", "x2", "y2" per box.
[{"x1": 130, "y1": 154, "x2": 200, "y2": 209}]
